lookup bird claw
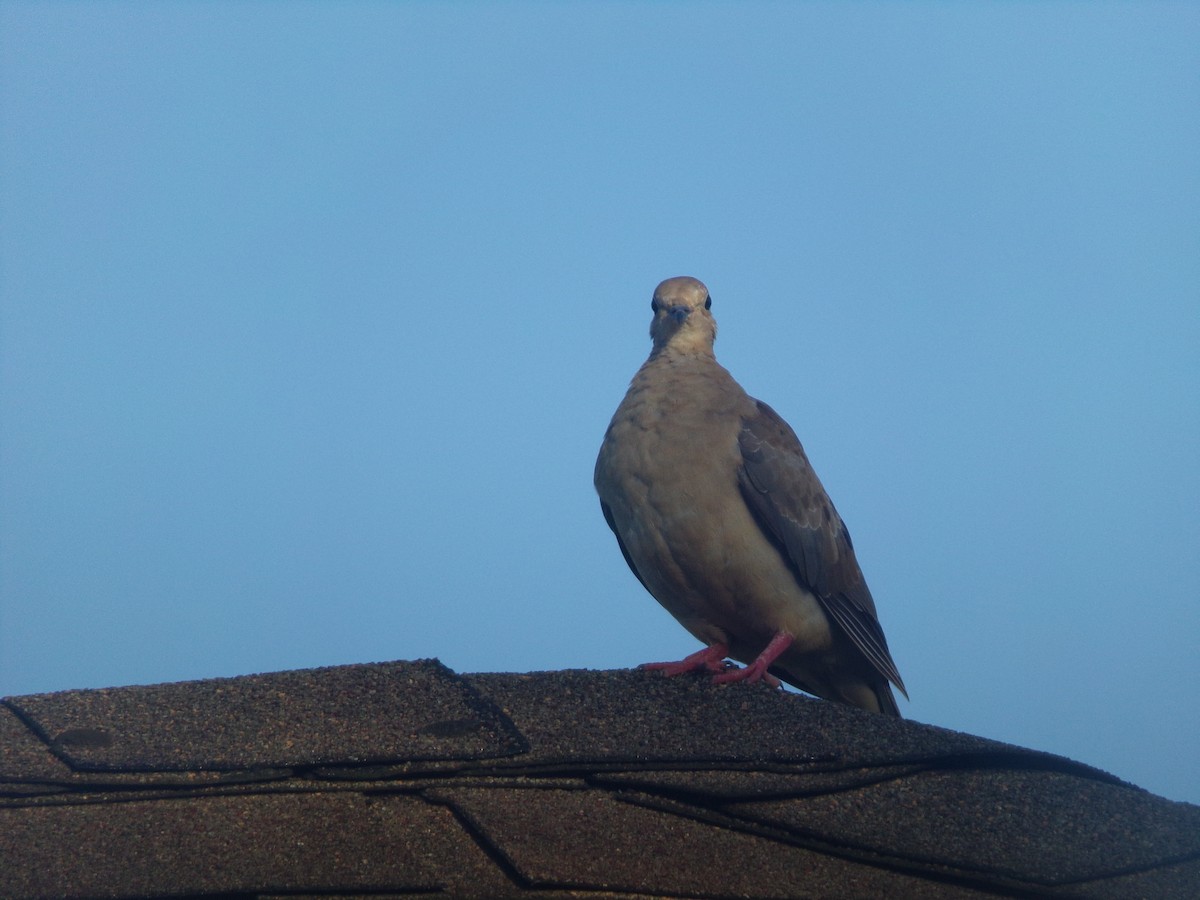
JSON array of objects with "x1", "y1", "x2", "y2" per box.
[
  {"x1": 711, "y1": 661, "x2": 782, "y2": 688},
  {"x1": 643, "y1": 633, "x2": 792, "y2": 690},
  {"x1": 710, "y1": 632, "x2": 792, "y2": 689},
  {"x1": 641, "y1": 643, "x2": 730, "y2": 677}
]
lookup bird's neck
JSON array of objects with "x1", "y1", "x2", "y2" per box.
[
  {"x1": 648, "y1": 340, "x2": 717, "y2": 362},
  {"x1": 636, "y1": 345, "x2": 732, "y2": 390}
]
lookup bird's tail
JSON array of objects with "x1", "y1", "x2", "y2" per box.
[{"x1": 874, "y1": 682, "x2": 902, "y2": 717}]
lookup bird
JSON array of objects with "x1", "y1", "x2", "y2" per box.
[{"x1": 594, "y1": 276, "x2": 907, "y2": 716}]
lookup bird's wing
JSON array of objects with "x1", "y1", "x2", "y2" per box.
[
  {"x1": 600, "y1": 500, "x2": 650, "y2": 591},
  {"x1": 737, "y1": 399, "x2": 907, "y2": 695}
]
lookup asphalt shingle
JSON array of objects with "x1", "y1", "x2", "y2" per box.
[
  {"x1": 2, "y1": 659, "x2": 1197, "y2": 899},
  {"x1": 6, "y1": 658, "x2": 524, "y2": 772}
]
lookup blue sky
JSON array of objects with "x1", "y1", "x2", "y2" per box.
[{"x1": 2, "y1": 3, "x2": 1197, "y2": 804}]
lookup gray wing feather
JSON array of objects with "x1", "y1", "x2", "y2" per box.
[
  {"x1": 737, "y1": 400, "x2": 907, "y2": 696},
  {"x1": 600, "y1": 501, "x2": 650, "y2": 591}
]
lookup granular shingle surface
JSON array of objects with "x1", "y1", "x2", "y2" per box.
[
  {"x1": 7, "y1": 658, "x2": 523, "y2": 771},
  {"x1": 2, "y1": 659, "x2": 1197, "y2": 899}
]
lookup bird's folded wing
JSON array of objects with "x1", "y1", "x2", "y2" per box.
[
  {"x1": 600, "y1": 500, "x2": 649, "y2": 591},
  {"x1": 737, "y1": 400, "x2": 907, "y2": 695}
]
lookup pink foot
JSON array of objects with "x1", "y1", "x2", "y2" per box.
[
  {"x1": 711, "y1": 632, "x2": 793, "y2": 688},
  {"x1": 641, "y1": 643, "x2": 730, "y2": 677}
]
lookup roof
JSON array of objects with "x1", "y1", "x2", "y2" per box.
[{"x1": 2, "y1": 659, "x2": 1198, "y2": 898}]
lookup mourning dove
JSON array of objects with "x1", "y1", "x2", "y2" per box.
[{"x1": 595, "y1": 276, "x2": 907, "y2": 715}]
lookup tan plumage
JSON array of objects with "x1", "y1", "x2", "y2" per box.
[{"x1": 594, "y1": 276, "x2": 907, "y2": 715}]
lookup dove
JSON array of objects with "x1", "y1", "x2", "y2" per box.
[{"x1": 594, "y1": 276, "x2": 906, "y2": 715}]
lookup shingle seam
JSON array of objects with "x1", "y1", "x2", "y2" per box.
[
  {"x1": 0, "y1": 767, "x2": 298, "y2": 793},
  {"x1": 435, "y1": 742, "x2": 1126, "y2": 789},
  {"x1": 2, "y1": 761, "x2": 861, "y2": 807},
  {"x1": 0, "y1": 699, "x2": 69, "y2": 769},
  {"x1": 574, "y1": 750, "x2": 1132, "y2": 804},
  {"x1": 366, "y1": 776, "x2": 591, "y2": 797},
  {"x1": 0, "y1": 777, "x2": 440, "y2": 811},
  {"x1": 421, "y1": 787, "x2": 532, "y2": 893},
  {"x1": 455, "y1": 757, "x2": 847, "y2": 777},
  {"x1": 442, "y1": 661, "x2": 533, "y2": 760},
  {"x1": 917, "y1": 750, "x2": 1134, "y2": 790},
  {"x1": 0, "y1": 773, "x2": 531, "y2": 808},
  {"x1": 611, "y1": 789, "x2": 1069, "y2": 899},
  {"x1": 585, "y1": 766, "x2": 927, "y2": 802},
  {"x1": 413, "y1": 786, "x2": 772, "y2": 900},
  {"x1": 6, "y1": 753, "x2": 1114, "y2": 807},
  {"x1": 1054, "y1": 849, "x2": 1200, "y2": 891}
]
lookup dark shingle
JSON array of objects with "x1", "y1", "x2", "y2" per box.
[
  {"x1": 1, "y1": 659, "x2": 1197, "y2": 899},
  {"x1": 1, "y1": 792, "x2": 508, "y2": 898},
  {"x1": 6, "y1": 659, "x2": 524, "y2": 773},
  {"x1": 429, "y1": 784, "x2": 998, "y2": 898},
  {"x1": 716, "y1": 768, "x2": 1200, "y2": 885},
  {"x1": 0, "y1": 705, "x2": 74, "y2": 793},
  {"x1": 464, "y1": 668, "x2": 1127, "y2": 782}
]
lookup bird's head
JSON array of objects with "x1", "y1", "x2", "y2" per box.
[{"x1": 649, "y1": 276, "x2": 717, "y2": 354}]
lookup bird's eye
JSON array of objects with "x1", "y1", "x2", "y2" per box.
[
  {"x1": 704, "y1": 295, "x2": 712, "y2": 310},
  {"x1": 651, "y1": 298, "x2": 659, "y2": 312}
]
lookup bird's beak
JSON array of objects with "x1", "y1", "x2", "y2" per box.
[{"x1": 668, "y1": 305, "x2": 691, "y2": 324}]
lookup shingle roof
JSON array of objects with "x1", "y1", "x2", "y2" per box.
[{"x1": 2, "y1": 659, "x2": 1197, "y2": 898}]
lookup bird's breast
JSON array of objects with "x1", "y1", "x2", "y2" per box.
[{"x1": 595, "y1": 357, "x2": 831, "y2": 655}]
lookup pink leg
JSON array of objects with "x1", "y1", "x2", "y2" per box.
[
  {"x1": 711, "y1": 632, "x2": 793, "y2": 687},
  {"x1": 641, "y1": 643, "x2": 730, "y2": 677}
]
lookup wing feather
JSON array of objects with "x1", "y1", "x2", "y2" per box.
[
  {"x1": 737, "y1": 400, "x2": 907, "y2": 696},
  {"x1": 600, "y1": 500, "x2": 650, "y2": 591}
]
